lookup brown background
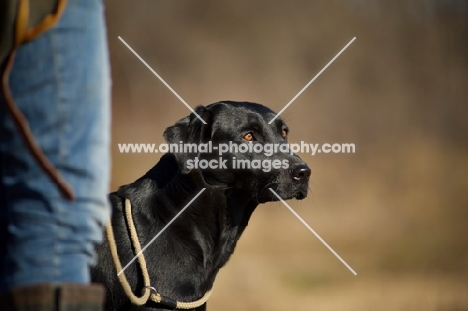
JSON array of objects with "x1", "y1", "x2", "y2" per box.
[{"x1": 106, "y1": 1, "x2": 468, "y2": 310}]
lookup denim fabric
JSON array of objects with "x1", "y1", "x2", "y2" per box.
[{"x1": 0, "y1": 0, "x2": 111, "y2": 291}]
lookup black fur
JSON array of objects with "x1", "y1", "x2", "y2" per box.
[{"x1": 92, "y1": 101, "x2": 311, "y2": 310}]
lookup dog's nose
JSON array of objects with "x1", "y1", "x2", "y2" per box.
[{"x1": 290, "y1": 164, "x2": 311, "y2": 183}]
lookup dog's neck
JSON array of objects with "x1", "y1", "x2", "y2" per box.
[
  {"x1": 142, "y1": 153, "x2": 259, "y2": 224},
  {"x1": 114, "y1": 154, "x2": 258, "y2": 299},
  {"x1": 147, "y1": 153, "x2": 259, "y2": 253}
]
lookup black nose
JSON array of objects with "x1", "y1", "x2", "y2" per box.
[{"x1": 290, "y1": 164, "x2": 311, "y2": 183}]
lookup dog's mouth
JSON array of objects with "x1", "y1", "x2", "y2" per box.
[
  {"x1": 286, "y1": 187, "x2": 309, "y2": 201},
  {"x1": 295, "y1": 191, "x2": 307, "y2": 200},
  {"x1": 254, "y1": 183, "x2": 309, "y2": 203}
]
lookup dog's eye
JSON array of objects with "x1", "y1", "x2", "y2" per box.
[
  {"x1": 282, "y1": 129, "x2": 288, "y2": 138},
  {"x1": 243, "y1": 133, "x2": 254, "y2": 141}
]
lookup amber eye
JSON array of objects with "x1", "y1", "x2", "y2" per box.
[
  {"x1": 282, "y1": 129, "x2": 288, "y2": 138},
  {"x1": 243, "y1": 133, "x2": 254, "y2": 141}
]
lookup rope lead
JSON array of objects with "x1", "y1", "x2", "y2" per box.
[{"x1": 106, "y1": 198, "x2": 213, "y2": 309}]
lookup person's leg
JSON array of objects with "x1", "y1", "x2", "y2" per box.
[{"x1": 0, "y1": 0, "x2": 111, "y2": 294}]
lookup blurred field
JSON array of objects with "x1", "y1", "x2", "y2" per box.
[{"x1": 106, "y1": 1, "x2": 468, "y2": 310}]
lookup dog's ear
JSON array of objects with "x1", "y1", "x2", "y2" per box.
[
  {"x1": 163, "y1": 115, "x2": 190, "y2": 144},
  {"x1": 163, "y1": 105, "x2": 212, "y2": 144},
  {"x1": 163, "y1": 106, "x2": 213, "y2": 173}
]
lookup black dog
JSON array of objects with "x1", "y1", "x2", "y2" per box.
[{"x1": 92, "y1": 101, "x2": 311, "y2": 310}]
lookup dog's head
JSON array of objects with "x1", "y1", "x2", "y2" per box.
[{"x1": 163, "y1": 101, "x2": 310, "y2": 203}]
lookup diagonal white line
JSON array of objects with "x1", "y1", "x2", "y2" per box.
[
  {"x1": 269, "y1": 188, "x2": 357, "y2": 275},
  {"x1": 268, "y1": 37, "x2": 356, "y2": 124},
  {"x1": 118, "y1": 36, "x2": 206, "y2": 124},
  {"x1": 117, "y1": 188, "x2": 207, "y2": 276}
]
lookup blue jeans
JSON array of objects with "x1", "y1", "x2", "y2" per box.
[{"x1": 0, "y1": 0, "x2": 111, "y2": 292}]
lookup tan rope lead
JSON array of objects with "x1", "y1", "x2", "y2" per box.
[{"x1": 106, "y1": 198, "x2": 213, "y2": 309}]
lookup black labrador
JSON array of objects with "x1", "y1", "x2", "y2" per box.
[{"x1": 92, "y1": 101, "x2": 311, "y2": 310}]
